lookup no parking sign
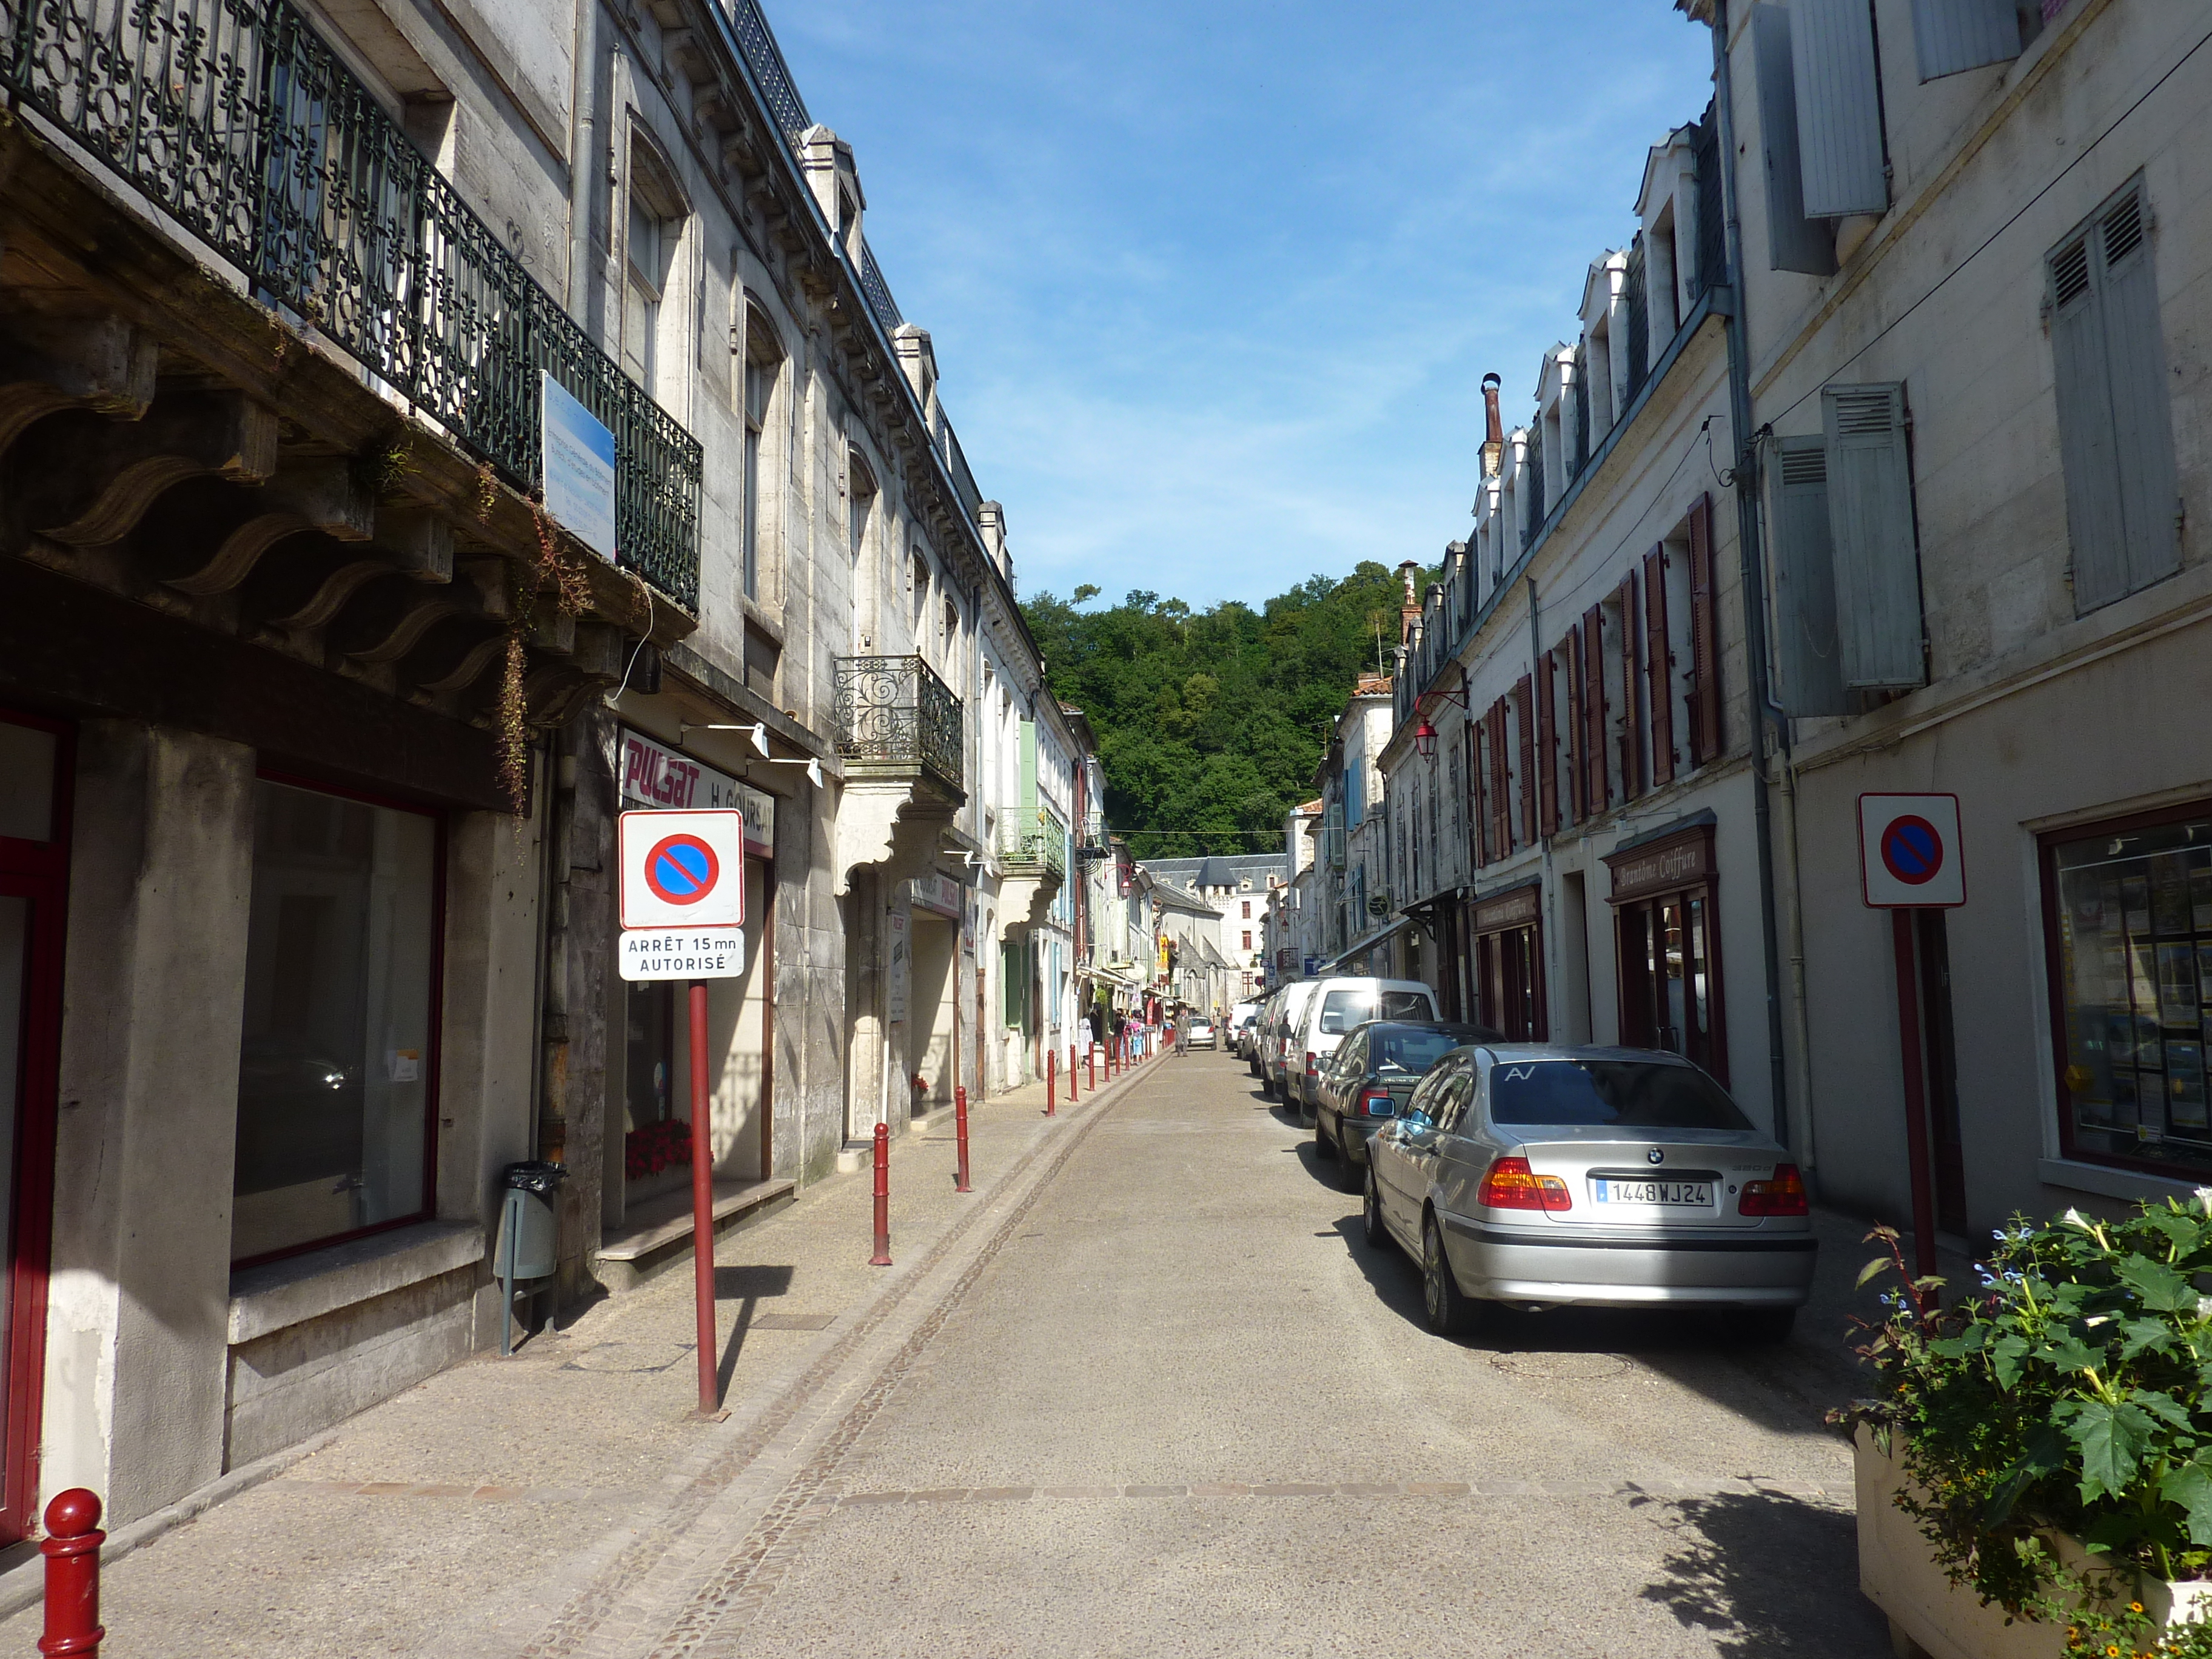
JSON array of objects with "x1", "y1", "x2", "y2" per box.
[
  {"x1": 1858, "y1": 794, "x2": 1965, "y2": 909},
  {"x1": 619, "y1": 809, "x2": 746, "y2": 929}
]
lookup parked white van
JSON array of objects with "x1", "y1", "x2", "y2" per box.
[
  {"x1": 1260, "y1": 980, "x2": 1324, "y2": 1103},
  {"x1": 1290, "y1": 977, "x2": 1440, "y2": 1118}
]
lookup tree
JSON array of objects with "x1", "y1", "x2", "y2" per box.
[{"x1": 1022, "y1": 563, "x2": 1423, "y2": 857}]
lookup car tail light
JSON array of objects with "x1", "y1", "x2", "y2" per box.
[
  {"x1": 1739, "y1": 1163, "x2": 1809, "y2": 1217},
  {"x1": 1304, "y1": 1051, "x2": 1319, "y2": 1077},
  {"x1": 1358, "y1": 1089, "x2": 1393, "y2": 1119},
  {"x1": 1478, "y1": 1156, "x2": 1572, "y2": 1212}
]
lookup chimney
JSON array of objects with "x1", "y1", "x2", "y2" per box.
[
  {"x1": 1396, "y1": 558, "x2": 1422, "y2": 647},
  {"x1": 1481, "y1": 372, "x2": 1504, "y2": 479}
]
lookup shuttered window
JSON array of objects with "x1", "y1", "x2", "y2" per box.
[
  {"x1": 1790, "y1": 0, "x2": 1889, "y2": 220},
  {"x1": 1909, "y1": 0, "x2": 2020, "y2": 81},
  {"x1": 1644, "y1": 547, "x2": 1677, "y2": 785},
  {"x1": 1750, "y1": 4, "x2": 1837, "y2": 276},
  {"x1": 1513, "y1": 676, "x2": 1537, "y2": 846},
  {"x1": 1614, "y1": 572, "x2": 1644, "y2": 801},
  {"x1": 1536, "y1": 653, "x2": 1560, "y2": 837},
  {"x1": 1565, "y1": 625, "x2": 1588, "y2": 825},
  {"x1": 1486, "y1": 702, "x2": 1511, "y2": 859},
  {"x1": 2050, "y1": 180, "x2": 2182, "y2": 615},
  {"x1": 1581, "y1": 604, "x2": 1608, "y2": 814},
  {"x1": 1686, "y1": 495, "x2": 1723, "y2": 763},
  {"x1": 1821, "y1": 384, "x2": 1926, "y2": 688},
  {"x1": 1770, "y1": 436, "x2": 1848, "y2": 717}
]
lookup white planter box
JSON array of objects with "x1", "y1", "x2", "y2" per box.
[{"x1": 1855, "y1": 1427, "x2": 2212, "y2": 1659}]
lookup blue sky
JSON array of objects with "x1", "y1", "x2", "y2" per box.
[{"x1": 772, "y1": 2, "x2": 1716, "y2": 611}]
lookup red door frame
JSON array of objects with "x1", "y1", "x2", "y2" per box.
[{"x1": 0, "y1": 707, "x2": 72, "y2": 1544}]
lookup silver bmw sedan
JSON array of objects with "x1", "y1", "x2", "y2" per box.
[{"x1": 1362, "y1": 1044, "x2": 1816, "y2": 1341}]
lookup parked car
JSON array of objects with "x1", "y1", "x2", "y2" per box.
[
  {"x1": 1260, "y1": 982, "x2": 1323, "y2": 1102},
  {"x1": 1362, "y1": 1044, "x2": 1814, "y2": 1341},
  {"x1": 1290, "y1": 977, "x2": 1440, "y2": 1118},
  {"x1": 1227, "y1": 1000, "x2": 1260, "y2": 1059},
  {"x1": 1248, "y1": 991, "x2": 1282, "y2": 1075},
  {"x1": 1185, "y1": 1016, "x2": 1217, "y2": 1050},
  {"x1": 1313, "y1": 1021, "x2": 1500, "y2": 1184}
]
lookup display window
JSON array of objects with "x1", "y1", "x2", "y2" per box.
[
  {"x1": 1606, "y1": 824, "x2": 1726, "y2": 1084},
  {"x1": 1470, "y1": 882, "x2": 1545, "y2": 1039},
  {"x1": 232, "y1": 777, "x2": 443, "y2": 1267},
  {"x1": 2043, "y1": 802, "x2": 2212, "y2": 1176},
  {"x1": 0, "y1": 708, "x2": 68, "y2": 1543}
]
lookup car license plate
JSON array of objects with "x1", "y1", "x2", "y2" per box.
[{"x1": 1593, "y1": 1178, "x2": 1712, "y2": 1207}]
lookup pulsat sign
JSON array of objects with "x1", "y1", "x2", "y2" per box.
[{"x1": 1858, "y1": 793, "x2": 1966, "y2": 909}]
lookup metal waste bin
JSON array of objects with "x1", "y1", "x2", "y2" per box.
[{"x1": 496, "y1": 1161, "x2": 566, "y2": 1355}]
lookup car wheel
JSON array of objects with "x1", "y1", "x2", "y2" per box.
[
  {"x1": 1423, "y1": 1213, "x2": 1478, "y2": 1338},
  {"x1": 1732, "y1": 1305, "x2": 1797, "y2": 1344},
  {"x1": 1362, "y1": 1168, "x2": 1389, "y2": 1252},
  {"x1": 1338, "y1": 1139, "x2": 1364, "y2": 1193},
  {"x1": 1315, "y1": 1113, "x2": 1336, "y2": 1160},
  {"x1": 1259, "y1": 1072, "x2": 1276, "y2": 1101}
]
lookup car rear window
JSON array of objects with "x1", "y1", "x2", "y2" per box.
[
  {"x1": 1319, "y1": 988, "x2": 1435, "y2": 1034},
  {"x1": 1373, "y1": 1030, "x2": 1463, "y2": 1073},
  {"x1": 1487, "y1": 1060, "x2": 1754, "y2": 1131}
]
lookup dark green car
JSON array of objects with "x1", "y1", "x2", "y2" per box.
[{"x1": 1313, "y1": 1021, "x2": 1500, "y2": 1186}]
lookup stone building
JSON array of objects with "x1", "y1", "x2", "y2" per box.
[{"x1": 0, "y1": 0, "x2": 1090, "y2": 1544}]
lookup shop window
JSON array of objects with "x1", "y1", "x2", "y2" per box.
[
  {"x1": 2045, "y1": 805, "x2": 2212, "y2": 1176},
  {"x1": 232, "y1": 780, "x2": 440, "y2": 1265},
  {"x1": 1472, "y1": 884, "x2": 1546, "y2": 1040},
  {"x1": 1607, "y1": 826, "x2": 1725, "y2": 1083}
]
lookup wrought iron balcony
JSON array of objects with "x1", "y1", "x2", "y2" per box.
[
  {"x1": 834, "y1": 655, "x2": 963, "y2": 796},
  {"x1": 1, "y1": 0, "x2": 703, "y2": 609},
  {"x1": 998, "y1": 812, "x2": 1067, "y2": 882}
]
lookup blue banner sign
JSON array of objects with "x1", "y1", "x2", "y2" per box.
[{"x1": 540, "y1": 370, "x2": 617, "y2": 561}]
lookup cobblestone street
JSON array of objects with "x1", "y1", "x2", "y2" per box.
[{"x1": 5, "y1": 1052, "x2": 1899, "y2": 1657}]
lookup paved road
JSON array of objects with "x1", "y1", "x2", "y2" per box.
[{"x1": 638, "y1": 1050, "x2": 1887, "y2": 1658}]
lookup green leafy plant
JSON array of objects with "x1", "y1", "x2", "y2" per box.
[{"x1": 1841, "y1": 1200, "x2": 2212, "y2": 1655}]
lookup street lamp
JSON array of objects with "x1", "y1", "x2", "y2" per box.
[{"x1": 1414, "y1": 719, "x2": 1438, "y2": 763}]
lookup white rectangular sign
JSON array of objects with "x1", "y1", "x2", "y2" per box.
[
  {"x1": 618, "y1": 808, "x2": 746, "y2": 929},
  {"x1": 619, "y1": 928, "x2": 746, "y2": 981},
  {"x1": 1858, "y1": 793, "x2": 1966, "y2": 908},
  {"x1": 541, "y1": 370, "x2": 618, "y2": 562}
]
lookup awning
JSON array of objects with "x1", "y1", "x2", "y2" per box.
[
  {"x1": 1325, "y1": 913, "x2": 1418, "y2": 971},
  {"x1": 1398, "y1": 886, "x2": 1461, "y2": 922}
]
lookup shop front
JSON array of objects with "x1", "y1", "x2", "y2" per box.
[
  {"x1": 1469, "y1": 880, "x2": 1546, "y2": 1041},
  {"x1": 608, "y1": 729, "x2": 777, "y2": 1251},
  {"x1": 907, "y1": 871, "x2": 965, "y2": 1114},
  {"x1": 1606, "y1": 821, "x2": 1726, "y2": 1083}
]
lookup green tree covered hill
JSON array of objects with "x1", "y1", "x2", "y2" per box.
[{"x1": 1021, "y1": 562, "x2": 1419, "y2": 858}]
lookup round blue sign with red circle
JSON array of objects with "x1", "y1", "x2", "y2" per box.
[
  {"x1": 643, "y1": 833, "x2": 720, "y2": 906},
  {"x1": 1879, "y1": 815, "x2": 1943, "y2": 886}
]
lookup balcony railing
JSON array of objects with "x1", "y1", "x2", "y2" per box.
[
  {"x1": 999, "y1": 813, "x2": 1067, "y2": 881},
  {"x1": 1, "y1": 0, "x2": 703, "y2": 608},
  {"x1": 833, "y1": 655, "x2": 962, "y2": 795}
]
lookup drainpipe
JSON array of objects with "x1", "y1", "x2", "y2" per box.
[
  {"x1": 1705, "y1": 0, "x2": 1798, "y2": 1158},
  {"x1": 565, "y1": 0, "x2": 600, "y2": 326}
]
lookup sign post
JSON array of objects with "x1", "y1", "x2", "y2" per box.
[
  {"x1": 618, "y1": 809, "x2": 746, "y2": 1417},
  {"x1": 1858, "y1": 794, "x2": 1965, "y2": 1298}
]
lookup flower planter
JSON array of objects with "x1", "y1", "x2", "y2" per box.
[{"x1": 1855, "y1": 1428, "x2": 2212, "y2": 1659}]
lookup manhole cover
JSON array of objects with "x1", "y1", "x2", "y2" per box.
[
  {"x1": 1487, "y1": 1352, "x2": 1634, "y2": 1382},
  {"x1": 562, "y1": 1342, "x2": 692, "y2": 1374}
]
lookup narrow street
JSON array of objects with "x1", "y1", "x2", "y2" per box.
[{"x1": 10, "y1": 1051, "x2": 1890, "y2": 1657}]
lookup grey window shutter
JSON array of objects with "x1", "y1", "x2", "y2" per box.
[
  {"x1": 2051, "y1": 182, "x2": 2180, "y2": 614},
  {"x1": 1791, "y1": 0, "x2": 1889, "y2": 219},
  {"x1": 1770, "y1": 437, "x2": 1848, "y2": 716},
  {"x1": 1909, "y1": 0, "x2": 2020, "y2": 81},
  {"x1": 1751, "y1": 5, "x2": 1836, "y2": 276},
  {"x1": 2095, "y1": 189, "x2": 2181, "y2": 598},
  {"x1": 1821, "y1": 384, "x2": 1925, "y2": 688}
]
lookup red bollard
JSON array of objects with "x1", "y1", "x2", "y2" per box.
[
  {"x1": 39, "y1": 1489, "x2": 102, "y2": 1658},
  {"x1": 953, "y1": 1086, "x2": 971, "y2": 1195},
  {"x1": 1068, "y1": 1043, "x2": 1078, "y2": 1102},
  {"x1": 1045, "y1": 1048, "x2": 1056, "y2": 1116},
  {"x1": 1088, "y1": 1047, "x2": 1097, "y2": 1092},
  {"x1": 869, "y1": 1122, "x2": 891, "y2": 1266}
]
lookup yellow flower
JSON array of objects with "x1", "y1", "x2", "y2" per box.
[
  {"x1": 2108, "y1": 1646, "x2": 2122, "y2": 1657},
  {"x1": 2131, "y1": 1603, "x2": 2145, "y2": 1614}
]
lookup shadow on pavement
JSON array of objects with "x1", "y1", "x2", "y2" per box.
[
  {"x1": 714, "y1": 1263, "x2": 796, "y2": 1393},
  {"x1": 1635, "y1": 1489, "x2": 1889, "y2": 1657}
]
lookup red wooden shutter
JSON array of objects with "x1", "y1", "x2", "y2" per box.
[
  {"x1": 1581, "y1": 603, "x2": 1607, "y2": 814},
  {"x1": 1535, "y1": 654, "x2": 1559, "y2": 836},
  {"x1": 1487, "y1": 700, "x2": 1510, "y2": 855},
  {"x1": 1615, "y1": 571, "x2": 1643, "y2": 801},
  {"x1": 1564, "y1": 627, "x2": 1586, "y2": 823},
  {"x1": 1687, "y1": 492, "x2": 1721, "y2": 765},
  {"x1": 1461, "y1": 712, "x2": 1481, "y2": 868},
  {"x1": 1513, "y1": 674, "x2": 1536, "y2": 846},
  {"x1": 1644, "y1": 545, "x2": 1675, "y2": 787}
]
